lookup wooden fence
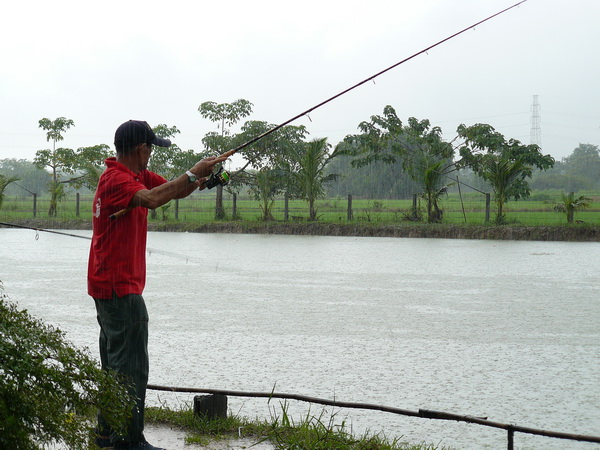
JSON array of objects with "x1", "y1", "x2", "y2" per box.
[{"x1": 2, "y1": 191, "x2": 598, "y2": 226}]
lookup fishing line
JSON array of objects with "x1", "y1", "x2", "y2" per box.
[
  {"x1": 0, "y1": 221, "x2": 91, "y2": 240},
  {"x1": 0, "y1": 222, "x2": 201, "y2": 263}
]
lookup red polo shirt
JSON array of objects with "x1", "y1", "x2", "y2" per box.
[{"x1": 87, "y1": 158, "x2": 167, "y2": 299}]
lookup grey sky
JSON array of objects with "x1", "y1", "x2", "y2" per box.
[{"x1": 1, "y1": 0, "x2": 598, "y2": 170}]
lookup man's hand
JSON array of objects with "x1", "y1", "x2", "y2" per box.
[{"x1": 189, "y1": 155, "x2": 230, "y2": 178}]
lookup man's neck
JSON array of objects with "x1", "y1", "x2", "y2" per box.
[{"x1": 116, "y1": 154, "x2": 142, "y2": 174}]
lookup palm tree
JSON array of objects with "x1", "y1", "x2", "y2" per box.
[
  {"x1": 481, "y1": 155, "x2": 530, "y2": 224},
  {"x1": 553, "y1": 192, "x2": 592, "y2": 223},
  {"x1": 0, "y1": 175, "x2": 19, "y2": 210},
  {"x1": 289, "y1": 138, "x2": 339, "y2": 221},
  {"x1": 410, "y1": 150, "x2": 455, "y2": 223}
]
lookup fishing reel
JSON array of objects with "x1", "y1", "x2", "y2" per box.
[{"x1": 204, "y1": 166, "x2": 230, "y2": 189}]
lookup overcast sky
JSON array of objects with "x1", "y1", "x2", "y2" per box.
[{"x1": 1, "y1": 0, "x2": 598, "y2": 170}]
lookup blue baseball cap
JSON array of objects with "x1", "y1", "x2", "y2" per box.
[{"x1": 114, "y1": 120, "x2": 171, "y2": 149}]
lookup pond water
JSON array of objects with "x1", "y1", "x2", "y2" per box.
[{"x1": 1, "y1": 229, "x2": 599, "y2": 449}]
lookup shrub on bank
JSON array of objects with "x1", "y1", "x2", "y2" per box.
[{"x1": 0, "y1": 281, "x2": 134, "y2": 449}]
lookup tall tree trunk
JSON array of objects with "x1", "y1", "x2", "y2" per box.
[{"x1": 215, "y1": 185, "x2": 225, "y2": 220}]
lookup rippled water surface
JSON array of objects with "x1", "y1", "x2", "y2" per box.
[{"x1": 1, "y1": 229, "x2": 599, "y2": 449}]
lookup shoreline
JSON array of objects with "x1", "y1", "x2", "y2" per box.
[{"x1": 2, "y1": 218, "x2": 600, "y2": 241}]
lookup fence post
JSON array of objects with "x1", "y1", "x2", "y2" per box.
[
  {"x1": 232, "y1": 193, "x2": 237, "y2": 219},
  {"x1": 33, "y1": 193, "x2": 37, "y2": 218},
  {"x1": 284, "y1": 192, "x2": 289, "y2": 221},
  {"x1": 76, "y1": 193, "x2": 80, "y2": 217},
  {"x1": 485, "y1": 193, "x2": 491, "y2": 223},
  {"x1": 412, "y1": 194, "x2": 418, "y2": 219},
  {"x1": 347, "y1": 194, "x2": 353, "y2": 220},
  {"x1": 175, "y1": 198, "x2": 179, "y2": 220},
  {"x1": 193, "y1": 394, "x2": 227, "y2": 420}
]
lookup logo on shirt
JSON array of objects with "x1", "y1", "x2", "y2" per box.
[{"x1": 94, "y1": 198, "x2": 101, "y2": 218}]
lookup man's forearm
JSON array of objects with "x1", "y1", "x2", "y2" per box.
[{"x1": 131, "y1": 174, "x2": 197, "y2": 210}]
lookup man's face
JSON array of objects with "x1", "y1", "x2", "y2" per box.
[{"x1": 139, "y1": 143, "x2": 153, "y2": 170}]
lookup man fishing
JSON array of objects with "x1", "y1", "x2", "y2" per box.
[{"x1": 87, "y1": 120, "x2": 228, "y2": 449}]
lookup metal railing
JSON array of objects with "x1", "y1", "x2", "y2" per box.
[{"x1": 147, "y1": 384, "x2": 600, "y2": 449}]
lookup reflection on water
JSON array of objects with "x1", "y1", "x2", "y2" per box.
[{"x1": 1, "y1": 230, "x2": 599, "y2": 449}]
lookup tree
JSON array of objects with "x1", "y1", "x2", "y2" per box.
[
  {"x1": 232, "y1": 120, "x2": 308, "y2": 172},
  {"x1": 287, "y1": 138, "x2": 340, "y2": 221},
  {"x1": 0, "y1": 174, "x2": 19, "y2": 210},
  {"x1": 0, "y1": 159, "x2": 50, "y2": 198},
  {"x1": 72, "y1": 144, "x2": 112, "y2": 191},
  {"x1": 35, "y1": 117, "x2": 75, "y2": 216},
  {"x1": 325, "y1": 154, "x2": 418, "y2": 199},
  {"x1": 0, "y1": 283, "x2": 134, "y2": 449},
  {"x1": 457, "y1": 123, "x2": 554, "y2": 224},
  {"x1": 146, "y1": 124, "x2": 209, "y2": 220},
  {"x1": 562, "y1": 143, "x2": 600, "y2": 189},
  {"x1": 199, "y1": 99, "x2": 253, "y2": 219},
  {"x1": 248, "y1": 169, "x2": 286, "y2": 221},
  {"x1": 397, "y1": 118, "x2": 455, "y2": 223},
  {"x1": 232, "y1": 120, "x2": 308, "y2": 220},
  {"x1": 147, "y1": 124, "x2": 182, "y2": 181},
  {"x1": 343, "y1": 106, "x2": 456, "y2": 223},
  {"x1": 553, "y1": 192, "x2": 592, "y2": 223}
]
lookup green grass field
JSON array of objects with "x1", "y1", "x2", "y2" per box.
[{"x1": 1, "y1": 190, "x2": 599, "y2": 227}]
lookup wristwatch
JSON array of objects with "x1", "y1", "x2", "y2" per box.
[{"x1": 185, "y1": 170, "x2": 197, "y2": 183}]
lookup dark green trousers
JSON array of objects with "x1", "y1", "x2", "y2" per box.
[{"x1": 94, "y1": 293, "x2": 149, "y2": 443}]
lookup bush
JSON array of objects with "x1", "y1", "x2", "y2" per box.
[{"x1": 0, "y1": 281, "x2": 134, "y2": 449}]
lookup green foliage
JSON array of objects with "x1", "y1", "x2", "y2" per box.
[
  {"x1": 47, "y1": 180, "x2": 67, "y2": 217},
  {"x1": 287, "y1": 138, "x2": 340, "y2": 221},
  {"x1": 198, "y1": 99, "x2": 254, "y2": 137},
  {"x1": 0, "y1": 174, "x2": 19, "y2": 209},
  {"x1": 325, "y1": 154, "x2": 419, "y2": 199},
  {"x1": 343, "y1": 107, "x2": 456, "y2": 223},
  {"x1": 457, "y1": 123, "x2": 555, "y2": 224},
  {"x1": 0, "y1": 284, "x2": 134, "y2": 449},
  {"x1": 38, "y1": 117, "x2": 74, "y2": 145},
  {"x1": 552, "y1": 192, "x2": 592, "y2": 223},
  {"x1": 248, "y1": 169, "x2": 286, "y2": 221},
  {"x1": 147, "y1": 124, "x2": 196, "y2": 180},
  {"x1": 0, "y1": 159, "x2": 50, "y2": 197},
  {"x1": 34, "y1": 117, "x2": 79, "y2": 216},
  {"x1": 232, "y1": 120, "x2": 308, "y2": 171},
  {"x1": 73, "y1": 144, "x2": 112, "y2": 190},
  {"x1": 562, "y1": 143, "x2": 600, "y2": 188},
  {"x1": 199, "y1": 99, "x2": 254, "y2": 219}
]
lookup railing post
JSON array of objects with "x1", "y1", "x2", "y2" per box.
[
  {"x1": 175, "y1": 198, "x2": 179, "y2": 220},
  {"x1": 33, "y1": 193, "x2": 37, "y2": 218},
  {"x1": 284, "y1": 193, "x2": 289, "y2": 221},
  {"x1": 507, "y1": 426, "x2": 514, "y2": 450},
  {"x1": 485, "y1": 193, "x2": 491, "y2": 223},
  {"x1": 76, "y1": 192, "x2": 80, "y2": 217}
]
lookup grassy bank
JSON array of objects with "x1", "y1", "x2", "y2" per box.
[
  {"x1": 2, "y1": 190, "x2": 600, "y2": 241},
  {"x1": 1, "y1": 217, "x2": 599, "y2": 242},
  {"x1": 144, "y1": 405, "x2": 444, "y2": 449}
]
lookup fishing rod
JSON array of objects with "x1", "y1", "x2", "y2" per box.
[{"x1": 217, "y1": 0, "x2": 529, "y2": 161}]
